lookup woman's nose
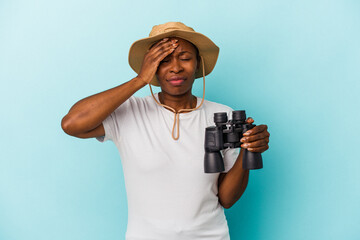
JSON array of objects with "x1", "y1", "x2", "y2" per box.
[{"x1": 169, "y1": 59, "x2": 183, "y2": 73}]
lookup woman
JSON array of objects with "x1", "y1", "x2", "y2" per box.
[{"x1": 61, "y1": 22, "x2": 270, "y2": 240}]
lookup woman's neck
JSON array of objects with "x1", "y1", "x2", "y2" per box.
[{"x1": 159, "y1": 91, "x2": 197, "y2": 112}]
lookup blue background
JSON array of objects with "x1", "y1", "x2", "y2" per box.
[{"x1": 1, "y1": 0, "x2": 359, "y2": 239}]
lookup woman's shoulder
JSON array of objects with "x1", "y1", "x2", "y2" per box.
[
  {"x1": 202, "y1": 98, "x2": 234, "y2": 113},
  {"x1": 125, "y1": 94, "x2": 155, "y2": 106},
  {"x1": 132, "y1": 94, "x2": 234, "y2": 113},
  {"x1": 201, "y1": 98, "x2": 234, "y2": 126}
]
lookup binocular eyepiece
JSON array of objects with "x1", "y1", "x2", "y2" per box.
[
  {"x1": 213, "y1": 111, "x2": 247, "y2": 124},
  {"x1": 204, "y1": 110, "x2": 263, "y2": 173}
]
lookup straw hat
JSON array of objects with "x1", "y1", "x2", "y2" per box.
[{"x1": 128, "y1": 21, "x2": 220, "y2": 86}]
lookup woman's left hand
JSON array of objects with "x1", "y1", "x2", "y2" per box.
[{"x1": 240, "y1": 118, "x2": 270, "y2": 153}]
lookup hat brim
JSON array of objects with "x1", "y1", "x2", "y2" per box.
[{"x1": 128, "y1": 29, "x2": 219, "y2": 86}]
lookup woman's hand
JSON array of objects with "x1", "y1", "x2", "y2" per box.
[
  {"x1": 240, "y1": 118, "x2": 270, "y2": 153},
  {"x1": 137, "y1": 38, "x2": 178, "y2": 84}
]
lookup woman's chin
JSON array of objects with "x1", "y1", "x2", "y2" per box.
[{"x1": 161, "y1": 88, "x2": 192, "y2": 97}]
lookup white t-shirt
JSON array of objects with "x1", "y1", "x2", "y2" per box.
[{"x1": 97, "y1": 93, "x2": 239, "y2": 240}]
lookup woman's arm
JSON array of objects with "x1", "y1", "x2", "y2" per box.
[
  {"x1": 218, "y1": 123, "x2": 269, "y2": 209},
  {"x1": 61, "y1": 38, "x2": 178, "y2": 138},
  {"x1": 218, "y1": 149, "x2": 250, "y2": 209},
  {"x1": 61, "y1": 77, "x2": 146, "y2": 138}
]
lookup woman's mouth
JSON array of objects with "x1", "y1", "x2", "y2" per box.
[
  {"x1": 168, "y1": 79, "x2": 185, "y2": 86},
  {"x1": 167, "y1": 77, "x2": 186, "y2": 86}
]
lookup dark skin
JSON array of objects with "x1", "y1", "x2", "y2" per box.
[
  {"x1": 61, "y1": 36, "x2": 270, "y2": 209},
  {"x1": 141, "y1": 37, "x2": 270, "y2": 208},
  {"x1": 154, "y1": 38, "x2": 199, "y2": 111},
  {"x1": 138, "y1": 37, "x2": 200, "y2": 112},
  {"x1": 218, "y1": 121, "x2": 269, "y2": 208}
]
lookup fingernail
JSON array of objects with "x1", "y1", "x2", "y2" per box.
[
  {"x1": 240, "y1": 138, "x2": 247, "y2": 142},
  {"x1": 242, "y1": 144, "x2": 249, "y2": 148},
  {"x1": 244, "y1": 131, "x2": 251, "y2": 136}
]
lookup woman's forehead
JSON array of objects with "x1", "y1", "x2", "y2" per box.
[{"x1": 167, "y1": 37, "x2": 197, "y2": 52}]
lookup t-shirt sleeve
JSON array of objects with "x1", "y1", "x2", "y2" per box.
[
  {"x1": 222, "y1": 147, "x2": 240, "y2": 172},
  {"x1": 95, "y1": 113, "x2": 116, "y2": 143},
  {"x1": 96, "y1": 97, "x2": 134, "y2": 143}
]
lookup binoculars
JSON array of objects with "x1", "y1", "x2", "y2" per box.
[{"x1": 204, "y1": 110, "x2": 263, "y2": 173}]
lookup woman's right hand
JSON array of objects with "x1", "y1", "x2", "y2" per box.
[{"x1": 137, "y1": 38, "x2": 178, "y2": 84}]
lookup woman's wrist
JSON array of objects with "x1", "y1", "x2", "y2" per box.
[{"x1": 132, "y1": 75, "x2": 148, "y2": 89}]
